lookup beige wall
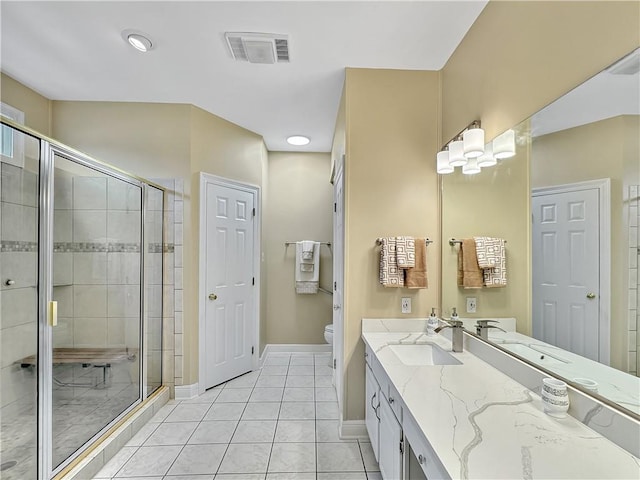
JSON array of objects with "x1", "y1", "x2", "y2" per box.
[
  {"x1": 532, "y1": 115, "x2": 640, "y2": 370},
  {"x1": 441, "y1": 121, "x2": 531, "y2": 332},
  {"x1": 1, "y1": 72, "x2": 52, "y2": 135},
  {"x1": 442, "y1": 1, "x2": 640, "y2": 144},
  {"x1": 343, "y1": 68, "x2": 441, "y2": 420},
  {"x1": 265, "y1": 152, "x2": 333, "y2": 344}
]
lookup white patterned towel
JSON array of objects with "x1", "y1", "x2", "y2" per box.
[
  {"x1": 395, "y1": 236, "x2": 415, "y2": 269},
  {"x1": 474, "y1": 237, "x2": 507, "y2": 287},
  {"x1": 379, "y1": 237, "x2": 404, "y2": 287}
]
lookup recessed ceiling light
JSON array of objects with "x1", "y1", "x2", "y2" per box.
[
  {"x1": 286, "y1": 135, "x2": 310, "y2": 146},
  {"x1": 122, "y1": 30, "x2": 153, "y2": 52}
]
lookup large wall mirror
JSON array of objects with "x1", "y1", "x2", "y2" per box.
[{"x1": 441, "y1": 48, "x2": 640, "y2": 417}]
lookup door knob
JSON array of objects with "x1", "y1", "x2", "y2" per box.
[
  {"x1": 209, "y1": 293, "x2": 218, "y2": 301},
  {"x1": 586, "y1": 292, "x2": 596, "y2": 299}
]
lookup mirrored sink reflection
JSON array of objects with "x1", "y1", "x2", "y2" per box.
[{"x1": 388, "y1": 343, "x2": 463, "y2": 366}]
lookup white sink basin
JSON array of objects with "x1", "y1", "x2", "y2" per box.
[{"x1": 388, "y1": 343, "x2": 462, "y2": 366}]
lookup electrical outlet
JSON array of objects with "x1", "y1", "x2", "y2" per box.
[
  {"x1": 401, "y1": 297, "x2": 411, "y2": 314},
  {"x1": 466, "y1": 297, "x2": 477, "y2": 313}
]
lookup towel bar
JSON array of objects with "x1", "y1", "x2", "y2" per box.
[
  {"x1": 449, "y1": 238, "x2": 508, "y2": 246},
  {"x1": 375, "y1": 238, "x2": 433, "y2": 246},
  {"x1": 284, "y1": 241, "x2": 331, "y2": 247}
]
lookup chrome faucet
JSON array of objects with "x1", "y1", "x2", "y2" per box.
[
  {"x1": 435, "y1": 319, "x2": 465, "y2": 352},
  {"x1": 475, "y1": 319, "x2": 506, "y2": 340}
]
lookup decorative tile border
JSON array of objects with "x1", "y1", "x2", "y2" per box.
[
  {"x1": 0, "y1": 240, "x2": 37, "y2": 252},
  {"x1": 1, "y1": 241, "x2": 174, "y2": 255}
]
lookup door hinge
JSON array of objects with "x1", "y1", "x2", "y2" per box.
[
  {"x1": 251, "y1": 346, "x2": 255, "y2": 355},
  {"x1": 252, "y1": 207, "x2": 256, "y2": 217},
  {"x1": 252, "y1": 277, "x2": 255, "y2": 286},
  {"x1": 333, "y1": 358, "x2": 336, "y2": 369},
  {"x1": 334, "y1": 202, "x2": 337, "y2": 213},
  {"x1": 400, "y1": 438, "x2": 404, "y2": 455},
  {"x1": 334, "y1": 281, "x2": 337, "y2": 291}
]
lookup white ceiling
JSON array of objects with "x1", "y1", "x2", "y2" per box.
[
  {"x1": 0, "y1": 1, "x2": 488, "y2": 152},
  {"x1": 531, "y1": 54, "x2": 640, "y2": 138}
]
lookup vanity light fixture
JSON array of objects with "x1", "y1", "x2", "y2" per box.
[
  {"x1": 122, "y1": 30, "x2": 154, "y2": 52},
  {"x1": 462, "y1": 122, "x2": 485, "y2": 158},
  {"x1": 286, "y1": 135, "x2": 310, "y2": 146},
  {"x1": 493, "y1": 129, "x2": 516, "y2": 159},
  {"x1": 436, "y1": 148, "x2": 454, "y2": 174},
  {"x1": 448, "y1": 139, "x2": 467, "y2": 167},
  {"x1": 477, "y1": 142, "x2": 497, "y2": 167}
]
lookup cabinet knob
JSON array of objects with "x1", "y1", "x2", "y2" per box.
[
  {"x1": 418, "y1": 454, "x2": 425, "y2": 464},
  {"x1": 389, "y1": 396, "x2": 394, "y2": 404},
  {"x1": 364, "y1": 352, "x2": 368, "y2": 358}
]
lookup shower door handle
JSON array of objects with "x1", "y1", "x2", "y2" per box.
[{"x1": 48, "y1": 301, "x2": 58, "y2": 327}]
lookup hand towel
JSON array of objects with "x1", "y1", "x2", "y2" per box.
[
  {"x1": 405, "y1": 237, "x2": 428, "y2": 289},
  {"x1": 474, "y1": 237, "x2": 500, "y2": 268},
  {"x1": 395, "y1": 236, "x2": 415, "y2": 269},
  {"x1": 480, "y1": 238, "x2": 507, "y2": 288},
  {"x1": 295, "y1": 241, "x2": 320, "y2": 293},
  {"x1": 301, "y1": 240, "x2": 315, "y2": 261},
  {"x1": 379, "y1": 237, "x2": 404, "y2": 287},
  {"x1": 457, "y1": 239, "x2": 483, "y2": 289}
]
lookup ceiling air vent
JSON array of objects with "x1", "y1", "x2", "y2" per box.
[{"x1": 225, "y1": 32, "x2": 290, "y2": 64}]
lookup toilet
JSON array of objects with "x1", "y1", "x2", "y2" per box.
[{"x1": 324, "y1": 324, "x2": 334, "y2": 345}]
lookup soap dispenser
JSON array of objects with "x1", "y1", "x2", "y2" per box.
[
  {"x1": 450, "y1": 307, "x2": 459, "y2": 323},
  {"x1": 426, "y1": 307, "x2": 439, "y2": 336}
]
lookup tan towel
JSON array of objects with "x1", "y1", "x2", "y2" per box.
[
  {"x1": 395, "y1": 236, "x2": 415, "y2": 269},
  {"x1": 457, "y1": 239, "x2": 483, "y2": 289},
  {"x1": 379, "y1": 237, "x2": 404, "y2": 287},
  {"x1": 405, "y1": 237, "x2": 428, "y2": 289}
]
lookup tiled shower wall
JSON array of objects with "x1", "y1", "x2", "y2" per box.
[
  {"x1": 630, "y1": 185, "x2": 639, "y2": 375},
  {"x1": 0, "y1": 161, "x2": 38, "y2": 412},
  {"x1": 151, "y1": 178, "x2": 184, "y2": 396},
  {"x1": 52, "y1": 173, "x2": 142, "y2": 359}
]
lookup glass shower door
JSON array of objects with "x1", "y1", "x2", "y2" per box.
[
  {"x1": 50, "y1": 153, "x2": 143, "y2": 471},
  {"x1": 0, "y1": 126, "x2": 40, "y2": 479}
]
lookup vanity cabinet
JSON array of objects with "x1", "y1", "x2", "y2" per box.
[{"x1": 365, "y1": 348, "x2": 404, "y2": 479}]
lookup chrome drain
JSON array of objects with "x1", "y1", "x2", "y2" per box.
[{"x1": 0, "y1": 460, "x2": 17, "y2": 471}]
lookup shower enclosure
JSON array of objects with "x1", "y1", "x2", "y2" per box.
[{"x1": 0, "y1": 120, "x2": 164, "y2": 479}]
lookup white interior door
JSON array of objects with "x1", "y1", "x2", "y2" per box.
[
  {"x1": 333, "y1": 157, "x2": 345, "y2": 411},
  {"x1": 532, "y1": 187, "x2": 600, "y2": 361},
  {"x1": 203, "y1": 179, "x2": 256, "y2": 389}
]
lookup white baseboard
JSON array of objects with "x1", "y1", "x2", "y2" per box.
[
  {"x1": 174, "y1": 383, "x2": 199, "y2": 400},
  {"x1": 340, "y1": 419, "x2": 368, "y2": 440},
  {"x1": 259, "y1": 344, "x2": 332, "y2": 366}
]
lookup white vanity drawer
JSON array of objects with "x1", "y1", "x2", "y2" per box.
[{"x1": 403, "y1": 411, "x2": 450, "y2": 480}]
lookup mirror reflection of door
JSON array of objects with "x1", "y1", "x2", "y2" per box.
[{"x1": 532, "y1": 184, "x2": 603, "y2": 362}]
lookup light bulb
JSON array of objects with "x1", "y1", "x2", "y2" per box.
[
  {"x1": 436, "y1": 150, "x2": 454, "y2": 174},
  {"x1": 493, "y1": 129, "x2": 516, "y2": 159},
  {"x1": 448, "y1": 140, "x2": 467, "y2": 167},
  {"x1": 463, "y1": 127, "x2": 484, "y2": 158}
]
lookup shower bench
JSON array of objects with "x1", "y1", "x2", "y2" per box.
[{"x1": 19, "y1": 348, "x2": 137, "y2": 388}]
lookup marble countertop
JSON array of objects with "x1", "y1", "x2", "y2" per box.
[{"x1": 362, "y1": 318, "x2": 640, "y2": 480}]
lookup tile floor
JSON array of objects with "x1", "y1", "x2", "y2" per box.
[{"x1": 94, "y1": 352, "x2": 381, "y2": 480}]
